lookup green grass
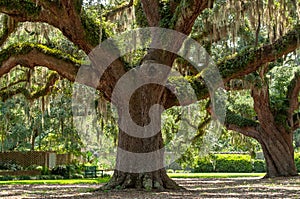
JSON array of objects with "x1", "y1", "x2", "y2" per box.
[
  {"x1": 0, "y1": 177, "x2": 110, "y2": 185},
  {"x1": 0, "y1": 173, "x2": 266, "y2": 185},
  {"x1": 168, "y1": 173, "x2": 265, "y2": 178}
]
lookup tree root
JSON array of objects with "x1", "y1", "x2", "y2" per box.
[{"x1": 97, "y1": 170, "x2": 184, "y2": 191}]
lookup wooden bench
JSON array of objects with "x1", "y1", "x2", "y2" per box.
[{"x1": 84, "y1": 166, "x2": 104, "y2": 178}]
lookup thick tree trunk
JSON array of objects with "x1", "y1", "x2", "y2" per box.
[
  {"x1": 257, "y1": 128, "x2": 298, "y2": 178},
  {"x1": 101, "y1": 79, "x2": 180, "y2": 190},
  {"x1": 251, "y1": 81, "x2": 298, "y2": 178}
]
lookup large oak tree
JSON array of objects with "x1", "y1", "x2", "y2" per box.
[{"x1": 0, "y1": 0, "x2": 299, "y2": 190}]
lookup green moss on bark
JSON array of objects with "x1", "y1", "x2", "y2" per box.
[
  {"x1": 225, "y1": 110, "x2": 258, "y2": 127},
  {"x1": 0, "y1": 0, "x2": 41, "y2": 17},
  {"x1": 0, "y1": 43, "x2": 81, "y2": 66}
]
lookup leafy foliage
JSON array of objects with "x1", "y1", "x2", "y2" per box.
[{"x1": 214, "y1": 154, "x2": 253, "y2": 173}]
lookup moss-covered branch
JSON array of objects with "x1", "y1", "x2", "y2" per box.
[
  {"x1": 0, "y1": 0, "x2": 42, "y2": 19},
  {"x1": 219, "y1": 24, "x2": 300, "y2": 81},
  {"x1": 0, "y1": 43, "x2": 80, "y2": 81},
  {"x1": 224, "y1": 109, "x2": 259, "y2": 139},
  {"x1": 170, "y1": 0, "x2": 213, "y2": 34},
  {"x1": 0, "y1": 0, "x2": 95, "y2": 52},
  {"x1": 225, "y1": 110, "x2": 258, "y2": 128},
  {"x1": 165, "y1": 24, "x2": 300, "y2": 108},
  {"x1": 105, "y1": 0, "x2": 133, "y2": 18},
  {"x1": 0, "y1": 72, "x2": 59, "y2": 101}
]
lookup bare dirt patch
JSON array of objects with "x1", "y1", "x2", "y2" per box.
[{"x1": 1, "y1": 176, "x2": 300, "y2": 198}]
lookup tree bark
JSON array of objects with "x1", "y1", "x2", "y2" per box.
[
  {"x1": 251, "y1": 78, "x2": 298, "y2": 178},
  {"x1": 257, "y1": 128, "x2": 297, "y2": 178},
  {"x1": 101, "y1": 76, "x2": 179, "y2": 190}
]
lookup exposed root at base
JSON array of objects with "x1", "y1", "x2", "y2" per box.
[{"x1": 96, "y1": 171, "x2": 184, "y2": 191}]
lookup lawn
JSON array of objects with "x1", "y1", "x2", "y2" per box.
[
  {"x1": 0, "y1": 177, "x2": 110, "y2": 185},
  {"x1": 0, "y1": 173, "x2": 265, "y2": 185}
]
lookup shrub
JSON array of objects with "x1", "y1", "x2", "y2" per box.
[
  {"x1": 41, "y1": 166, "x2": 50, "y2": 175},
  {"x1": 18, "y1": 175, "x2": 31, "y2": 180},
  {"x1": 253, "y1": 159, "x2": 266, "y2": 172},
  {"x1": 51, "y1": 165, "x2": 69, "y2": 178},
  {"x1": 193, "y1": 158, "x2": 214, "y2": 173},
  {"x1": 70, "y1": 174, "x2": 84, "y2": 179},
  {"x1": 37, "y1": 175, "x2": 64, "y2": 180},
  {"x1": 0, "y1": 175, "x2": 14, "y2": 181},
  {"x1": 214, "y1": 154, "x2": 252, "y2": 173},
  {"x1": 0, "y1": 161, "x2": 23, "y2": 171},
  {"x1": 295, "y1": 153, "x2": 300, "y2": 172}
]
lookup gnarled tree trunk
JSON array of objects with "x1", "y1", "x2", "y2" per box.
[
  {"x1": 252, "y1": 78, "x2": 298, "y2": 178},
  {"x1": 102, "y1": 74, "x2": 179, "y2": 190},
  {"x1": 257, "y1": 127, "x2": 297, "y2": 178}
]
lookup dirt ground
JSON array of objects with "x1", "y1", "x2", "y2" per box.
[{"x1": 1, "y1": 176, "x2": 300, "y2": 199}]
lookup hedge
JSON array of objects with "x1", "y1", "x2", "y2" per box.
[
  {"x1": 214, "y1": 154, "x2": 253, "y2": 173},
  {"x1": 253, "y1": 159, "x2": 266, "y2": 172},
  {"x1": 193, "y1": 158, "x2": 214, "y2": 173},
  {"x1": 193, "y1": 152, "x2": 300, "y2": 173},
  {"x1": 295, "y1": 153, "x2": 300, "y2": 172}
]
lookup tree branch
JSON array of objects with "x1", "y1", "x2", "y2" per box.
[
  {"x1": 0, "y1": 72, "x2": 59, "y2": 101},
  {"x1": 224, "y1": 110, "x2": 260, "y2": 139},
  {"x1": 220, "y1": 24, "x2": 300, "y2": 81},
  {"x1": 0, "y1": 0, "x2": 93, "y2": 52},
  {"x1": 0, "y1": 78, "x2": 27, "y2": 92},
  {"x1": 287, "y1": 72, "x2": 300, "y2": 127},
  {"x1": 250, "y1": 77, "x2": 275, "y2": 131},
  {"x1": 140, "y1": 0, "x2": 160, "y2": 26},
  {"x1": 0, "y1": 43, "x2": 80, "y2": 81},
  {"x1": 172, "y1": 0, "x2": 213, "y2": 34},
  {"x1": 106, "y1": 0, "x2": 134, "y2": 18},
  {"x1": 165, "y1": 24, "x2": 300, "y2": 108}
]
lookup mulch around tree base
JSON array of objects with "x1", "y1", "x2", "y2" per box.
[{"x1": 1, "y1": 176, "x2": 300, "y2": 199}]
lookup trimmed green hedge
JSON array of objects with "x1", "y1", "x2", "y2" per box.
[
  {"x1": 193, "y1": 152, "x2": 300, "y2": 173},
  {"x1": 193, "y1": 158, "x2": 214, "y2": 173},
  {"x1": 295, "y1": 153, "x2": 300, "y2": 172},
  {"x1": 214, "y1": 154, "x2": 253, "y2": 173},
  {"x1": 253, "y1": 159, "x2": 266, "y2": 172}
]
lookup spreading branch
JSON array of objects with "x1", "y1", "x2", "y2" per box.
[
  {"x1": 172, "y1": 0, "x2": 213, "y2": 34},
  {"x1": 165, "y1": 24, "x2": 300, "y2": 108},
  {"x1": 0, "y1": 0, "x2": 93, "y2": 52},
  {"x1": 0, "y1": 72, "x2": 59, "y2": 101},
  {"x1": 0, "y1": 43, "x2": 80, "y2": 81},
  {"x1": 224, "y1": 110, "x2": 260, "y2": 139},
  {"x1": 106, "y1": 0, "x2": 134, "y2": 18},
  {"x1": 0, "y1": 78, "x2": 27, "y2": 92},
  {"x1": 140, "y1": 0, "x2": 160, "y2": 26},
  {"x1": 219, "y1": 24, "x2": 300, "y2": 81}
]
